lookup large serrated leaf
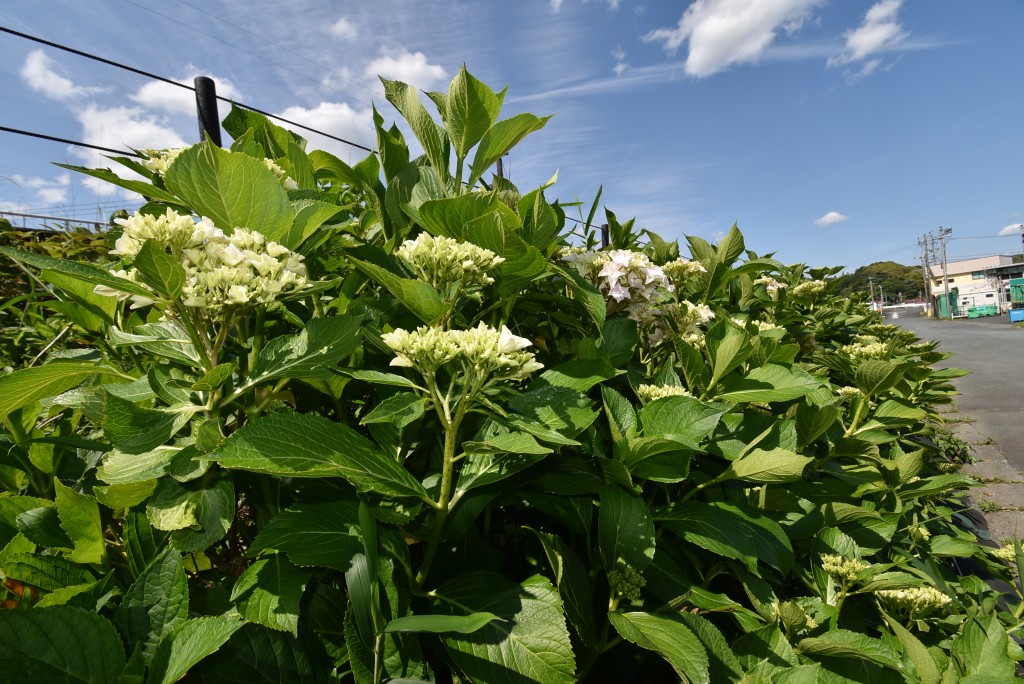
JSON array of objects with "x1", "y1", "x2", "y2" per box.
[
  {"x1": 251, "y1": 315, "x2": 362, "y2": 382},
  {"x1": 382, "y1": 78, "x2": 450, "y2": 184},
  {"x1": 467, "y1": 112, "x2": 551, "y2": 188},
  {"x1": 608, "y1": 611, "x2": 710, "y2": 684},
  {"x1": 115, "y1": 548, "x2": 189, "y2": 662},
  {"x1": 103, "y1": 393, "x2": 193, "y2": 455},
  {"x1": 54, "y1": 480, "x2": 105, "y2": 564},
  {"x1": 213, "y1": 411, "x2": 428, "y2": 501},
  {"x1": 436, "y1": 572, "x2": 576, "y2": 684},
  {"x1": 164, "y1": 141, "x2": 293, "y2": 243},
  {"x1": 231, "y1": 555, "x2": 309, "y2": 636},
  {"x1": 722, "y1": 448, "x2": 812, "y2": 484},
  {"x1": 197, "y1": 624, "x2": 330, "y2": 684},
  {"x1": 717, "y1": 364, "x2": 821, "y2": 403},
  {"x1": 598, "y1": 486, "x2": 655, "y2": 572},
  {"x1": 0, "y1": 362, "x2": 127, "y2": 421},
  {"x1": 445, "y1": 66, "x2": 502, "y2": 160},
  {"x1": 0, "y1": 552, "x2": 93, "y2": 590},
  {"x1": 0, "y1": 606, "x2": 126, "y2": 683},
  {"x1": 149, "y1": 616, "x2": 244, "y2": 684},
  {"x1": 249, "y1": 500, "x2": 363, "y2": 572},
  {"x1": 350, "y1": 257, "x2": 446, "y2": 324}
]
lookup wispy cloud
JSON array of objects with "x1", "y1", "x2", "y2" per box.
[
  {"x1": 511, "y1": 61, "x2": 685, "y2": 103},
  {"x1": 328, "y1": 17, "x2": 358, "y2": 41},
  {"x1": 997, "y1": 223, "x2": 1023, "y2": 237},
  {"x1": 131, "y1": 69, "x2": 243, "y2": 117},
  {"x1": 829, "y1": 0, "x2": 907, "y2": 79},
  {"x1": 20, "y1": 50, "x2": 107, "y2": 100},
  {"x1": 643, "y1": 0, "x2": 825, "y2": 77},
  {"x1": 815, "y1": 211, "x2": 849, "y2": 227}
]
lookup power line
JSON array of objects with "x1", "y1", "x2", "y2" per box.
[
  {"x1": 0, "y1": 24, "x2": 376, "y2": 154},
  {"x1": 0, "y1": 125, "x2": 143, "y2": 158}
]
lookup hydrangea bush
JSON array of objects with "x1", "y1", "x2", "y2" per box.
[{"x1": 0, "y1": 67, "x2": 1021, "y2": 682}]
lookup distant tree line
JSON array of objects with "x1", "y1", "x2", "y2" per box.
[{"x1": 832, "y1": 261, "x2": 923, "y2": 302}]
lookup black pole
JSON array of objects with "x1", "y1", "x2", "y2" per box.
[
  {"x1": 194, "y1": 76, "x2": 222, "y2": 146},
  {"x1": 600, "y1": 223, "x2": 609, "y2": 249},
  {"x1": 496, "y1": 156, "x2": 504, "y2": 179}
]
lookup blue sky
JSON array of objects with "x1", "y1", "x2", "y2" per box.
[{"x1": 1, "y1": 0, "x2": 1022, "y2": 271}]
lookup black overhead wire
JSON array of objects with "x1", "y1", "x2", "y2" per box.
[
  {"x1": 0, "y1": 25, "x2": 376, "y2": 154},
  {"x1": 0, "y1": 125, "x2": 143, "y2": 158}
]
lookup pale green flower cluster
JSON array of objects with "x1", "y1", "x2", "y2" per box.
[
  {"x1": 821, "y1": 554, "x2": 869, "y2": 581},
  {"x1": 382, "y1": 323, "x2": 543, "y2": 381},
  {"x1": 140, "y1": 147, "x2": 187, "y2": 175},
  {"x1": 842, "y1": 341, "x2": 889, "y2": 362},
  {"x1": 637, "y1": 384, "x2": 692, "y2": 402},
  {"x1": 261, "y1": 158, "x2": 299, "y2": 190},
  {"x1": 791, "y1": 280, "x2": 827, "y2": 297},
  {"x1": 662, "y1": 257, "x2": 706, "y2": 284},
  {"x1": 397, "y1": 233, "x2": 504, "y2": 292},
  {"x1": 752, "y1": 320, "x2": 784, "y2": 333},
  {"x1": 101, "y1": 209, "x2": 307, "y2": 311},
  {"x1": 992, "y1": 544, "x2": 1020, "y2": 563},
  {"x1": 651, "y1": 300, "x2": 716, "y2": 346},
  {"x1": 754, "y1": 275, "x2": 787, "y2": 294},
  {"x1": 876, "y1": 586, "x2": 952, "y2": 613},
  {"x1": 835, "y1": 386, "x2": 861, "y2": 401}
]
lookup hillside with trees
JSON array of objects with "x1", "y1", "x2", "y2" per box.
[{"x1": 833, "y1": 260, "x2": 923, "y2": 302}]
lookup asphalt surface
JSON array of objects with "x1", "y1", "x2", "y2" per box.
[{"x1": 889, "y1": 308, "x2": 1024, "y2": 471}]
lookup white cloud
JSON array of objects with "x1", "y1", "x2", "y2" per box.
[
  {"x1": 551, "y1": 0, "x2": 564, "y2": 10},
  {"x1": 364, "y1": 50, "x2": 448, "y2": 92},
  {"x1": 643, "y1": 0, "x2": 824, "y2": 77},
  {"x1": 276, "y1": 102, "x2": 375, "y2": 161},
  {"x1": 20, "y1": 50, "x2": 106, "y2": 100},
  {"x1": 997, "y1": 223, "x2": 1023, "y2": 236},
  {"x1": 815, "y1": 211, "x2": 849, "y2": 227},
  {"x1": 329, "y1": 17, "x2": 358, "y2": 41},
  {"x1": 6, "y1": 173, "x2": 70, "y2": 207},
  {"x1": 611, "y1": 46, "x2": 627, "y2": 76},
  {"x1": 131, "y1": 70, "x2": 243, "y2": 117},
  {"x1": 829, "y1": 0, "x2": 907, "y2": 68},
  {"x1": 75, "y1": 105, "x2": 188, "y2": 195}
]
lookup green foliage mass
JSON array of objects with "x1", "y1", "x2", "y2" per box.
[
  {"x1": 833, "y1": 261, "x2": 924, "y2": 302},
  {"x1": 0, "y1": 67, "x2": 1020, "y2": 683}
]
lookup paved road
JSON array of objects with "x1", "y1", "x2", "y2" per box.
[{"x1": 888, "y1": 308, "x2": 1024, "y2": 470}]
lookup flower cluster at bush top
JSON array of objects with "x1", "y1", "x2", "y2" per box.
[
  {"x1": 842, "y1": 340, "x2": 890, "y2": 362},
  {"x1": 754, "y1": 275, "x2": 787, "y2": 294},
  {"x1": 650, "y1": 300, "x2": 716, "y2": 346},
  {"x1": 637, "y1": 383, "x2": 692, "y2": 402},
  {"x1": 140, "y1": 147, "x2": 186, "y2": 176},
  {"x1": 791, "y1": 279, "x2": 828, "y2": 297},
  {"x1": 662, "y1": 256, "x2": 707, "y2": 284},
  {"x1": 562, "y1": 249, "x2": 671, "y2": 304},
  {"x1": 397, "y1": 232, "x2": 504, "y2": 292},
  {"x1": 261, "y1": 158, "x2": 298, "y2": 191},
  {"x1": 100, "y1": 209, "x2": 308, "y2": 311},
  {"x1": 821, "y1": 554, "x2": 869, "y2": 581},
  {"x1": 382, "y1": 323, "x2": 543, "y2": 381},
  {"x1": 876, "y1": 586, "x2": 952, "y2": 613}
]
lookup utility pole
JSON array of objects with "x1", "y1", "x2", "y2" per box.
[
  {"x1": 868, "y1": 275, "x2": 876, "y2": 310},
  {"x1": 939, "y1": 226, "x2": 953, "y2": 320},
  {"x1": 918, "y1": 236, "x2": 930, "y2": 307}
]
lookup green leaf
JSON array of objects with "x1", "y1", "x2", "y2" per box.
[
  {"x1": 288, "y1": 199, "x2": 347, "y2": 247},
  {"x1": 880, "y1": 610, "x2": 940, "y2": 684},
  {"x1": 103, "y1": 393, "x2": 192, "y2": 455},
  {"x1": 519, "y1": 187, "x2": 561, "y2": 251},
  {"x1": 212, "y1": 411, "x2": 429, "y2": 501},
  {"x1": 796, "y1": 403, "x2": 839, "y2": 448},
  {"x1": 251, "y1": 316, "x2": 362, "y2": 382},
  {"x1": 798, "y1": 630, "x2": 901, "y2": 669},
  {"x1": 340, "y1": 369, "x2": 420, "y2": 389},
  {"x1": 950, "y1": 614, "x2": 1016, "y2": 679},
  {"x1": 436, "y1": 572, "x2": 576, "y2": 684},
  {"x1": 16, "y1": 506, "x2": 72, "y2": 549},
  {"x1": 446, "y1": 66, "x2": 503, "y2": 160},
  {"x1": 382, "y1": 78, "x2": 450, "y2": 184},
  {"x1": 722, "y1": 448, "x2": 812, "y2": 484},
  {"x1": 123, "y1": 511, "x2": 167, "y2": 580},
  {"x1": 134, "y1": 240, "x2": 186, "y2": 298},
  {"x1": 94, "y1": 480, "x2": 156, "y2": 510},
  {"x1": 467, "y1": 113, "x2": 551, "y2": 188},
  {"x1": 0, "y1": 552, "x2": 93, "y2": 590},
  {"x1": 196, "y1": 624, "x2": 329, "y2": 684},
  {"x1": 599, "y1": 486, "x2": 655, "y2": 572},
  {"x1": 223, "y1": 106, "x2": 301, "y2": 158},
  {"x1": 529, "y1": 528, "x2": 599, "y2": 648},
  {"x1": 551, "y1": 263, "x2": 606, "y2": 329},
  {"x1": 705, "y1": 321, "x2": 753, "y2": 390},
  {"x1": 43, "y1": 268, "x2": 117, "y2": 329},
  {"x1": 0, "y1": 363, "x2": 127, "y2": 421},
  {"x1": 146, "y1": 476, "x2": 234, "y2": 553},
  {"x1": 639, "y1": 396, "x2": 727, "y2": 446},
  {"x1": 455, "y1": 452, "x2": 545, "y2": 497},
  {"x1": 350, "y1": 257, "x2": 446, "y2": 324},
  {"x1": 164, "y1": 141, "x2": 293, "y2": 244},
  {"x1": 109, "y1": 321, "x2": 201, "y2": 366},
  {"x1": 674, "y1": 612, "x2": 745, "y2": 683},
  {"x1": 98, "y1": 446, "x2": 178, "y2": 485},
  {"x1": 855, "y1": 360, "x2": 903, "y2": 396},
  {"x1": 509, "y1": 386, "x2": 599, "y2": 439},
  {"x1": 115, "y1": 548, "x2": 189, "y2": 662},
  {"x1": 249, "y1": 500, "x2": 363, "y2": 572},
  {"x1": 149, "y1": 616, "x2": 244, "y2": 684},
  {"x1": 655, "y1": 501, "x2": 794, "y2": 573},
  {"x1": 608, "y1": 611, "x2": 710, "y2": 684},
  {"x1": 463, "y1": 431, "x2": 552, "y2": 456},
  {"x1": 461, "y1": 211, "x2": 549, "y2": 297},
  {"x1": 360, "y1": 392, "x2": 427, "y2": 429},
  {"x1": 0, "y1": 606, "x2": 126, "y2": 682},
  {"x1": 717, "y1": 364, "x2": 821, "y2": 403},
  {"x1": 384, "y1": 612, "x2": 501, "y2": 635},
  {"x1": 538, "y1": 358, "x2": 621, "y2": 392},
  {"x1": 54, "y1": 480, "x2": 105, "y2": 565},
  {"x1": 231, "y1": 555, "x2": 309, "y2": 636}
]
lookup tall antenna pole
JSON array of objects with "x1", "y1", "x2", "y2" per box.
[{"x1": 939, "y1": 226, "x2": 952, "y2": 320}]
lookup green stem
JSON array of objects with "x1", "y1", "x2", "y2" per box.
[
  {"x1": 843, "y1": 396, "x2": 868, "y2": 437},
  {"x1": 173, "y1": 305, "x2": 214, "y2": 372},
  {"x1": 248, "y1": 309, "x2": 266, "y2": 372}
]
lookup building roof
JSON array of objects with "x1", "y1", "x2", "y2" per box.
[{"x1": 928, "y1": 254, "x2": 1018, "y2": 278}]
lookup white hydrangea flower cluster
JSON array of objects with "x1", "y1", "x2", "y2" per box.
[
  {"x1": 140, "y1": 147, "x2": 187, "y2": 176},
  {"x1": 662, "y1": 257, "x2": 706, "y2": 284},
  {"x1": 754, "y1": 276, "x2": 787, "y2": 295},
  {"x1": 637, "y1": 384, "x2": 692, "y2": 402},
  {"x1": 842, "y1": 340, "x2": 889, "y2": 362},
  {"x1": 397, "y1": 233, "x2": 504, "y2": 292},
  {"x1": 649, "y1": 301, "x2": 716, "y2": 346},
  {"x1": 820, "y1": 554, "x2": 869, "y2": 582},
  {"x1": 875, "y1": 586, "x2": 952, "y2": 613},
  {"x1": 835, "y1": 386, "x2": 861, "y2": 401},
  {"x1": 561, "y1": 249, "x2": 672, "y2": 305},
  {"x1": 101, "y1": 209, "x2": 307, "y2": 311},
  {"x1": 791, "y1": 280, "x2": 828, "y2": 297},
  {"x1": 752, "y1": 320, "x2": 784, "y2": 333},
  {"x1": 382, "y1": 323, "x2": 543, "y2": 381},
  {"x1": 262, "y1": 158, "x2": 299, "y2": 191}
]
